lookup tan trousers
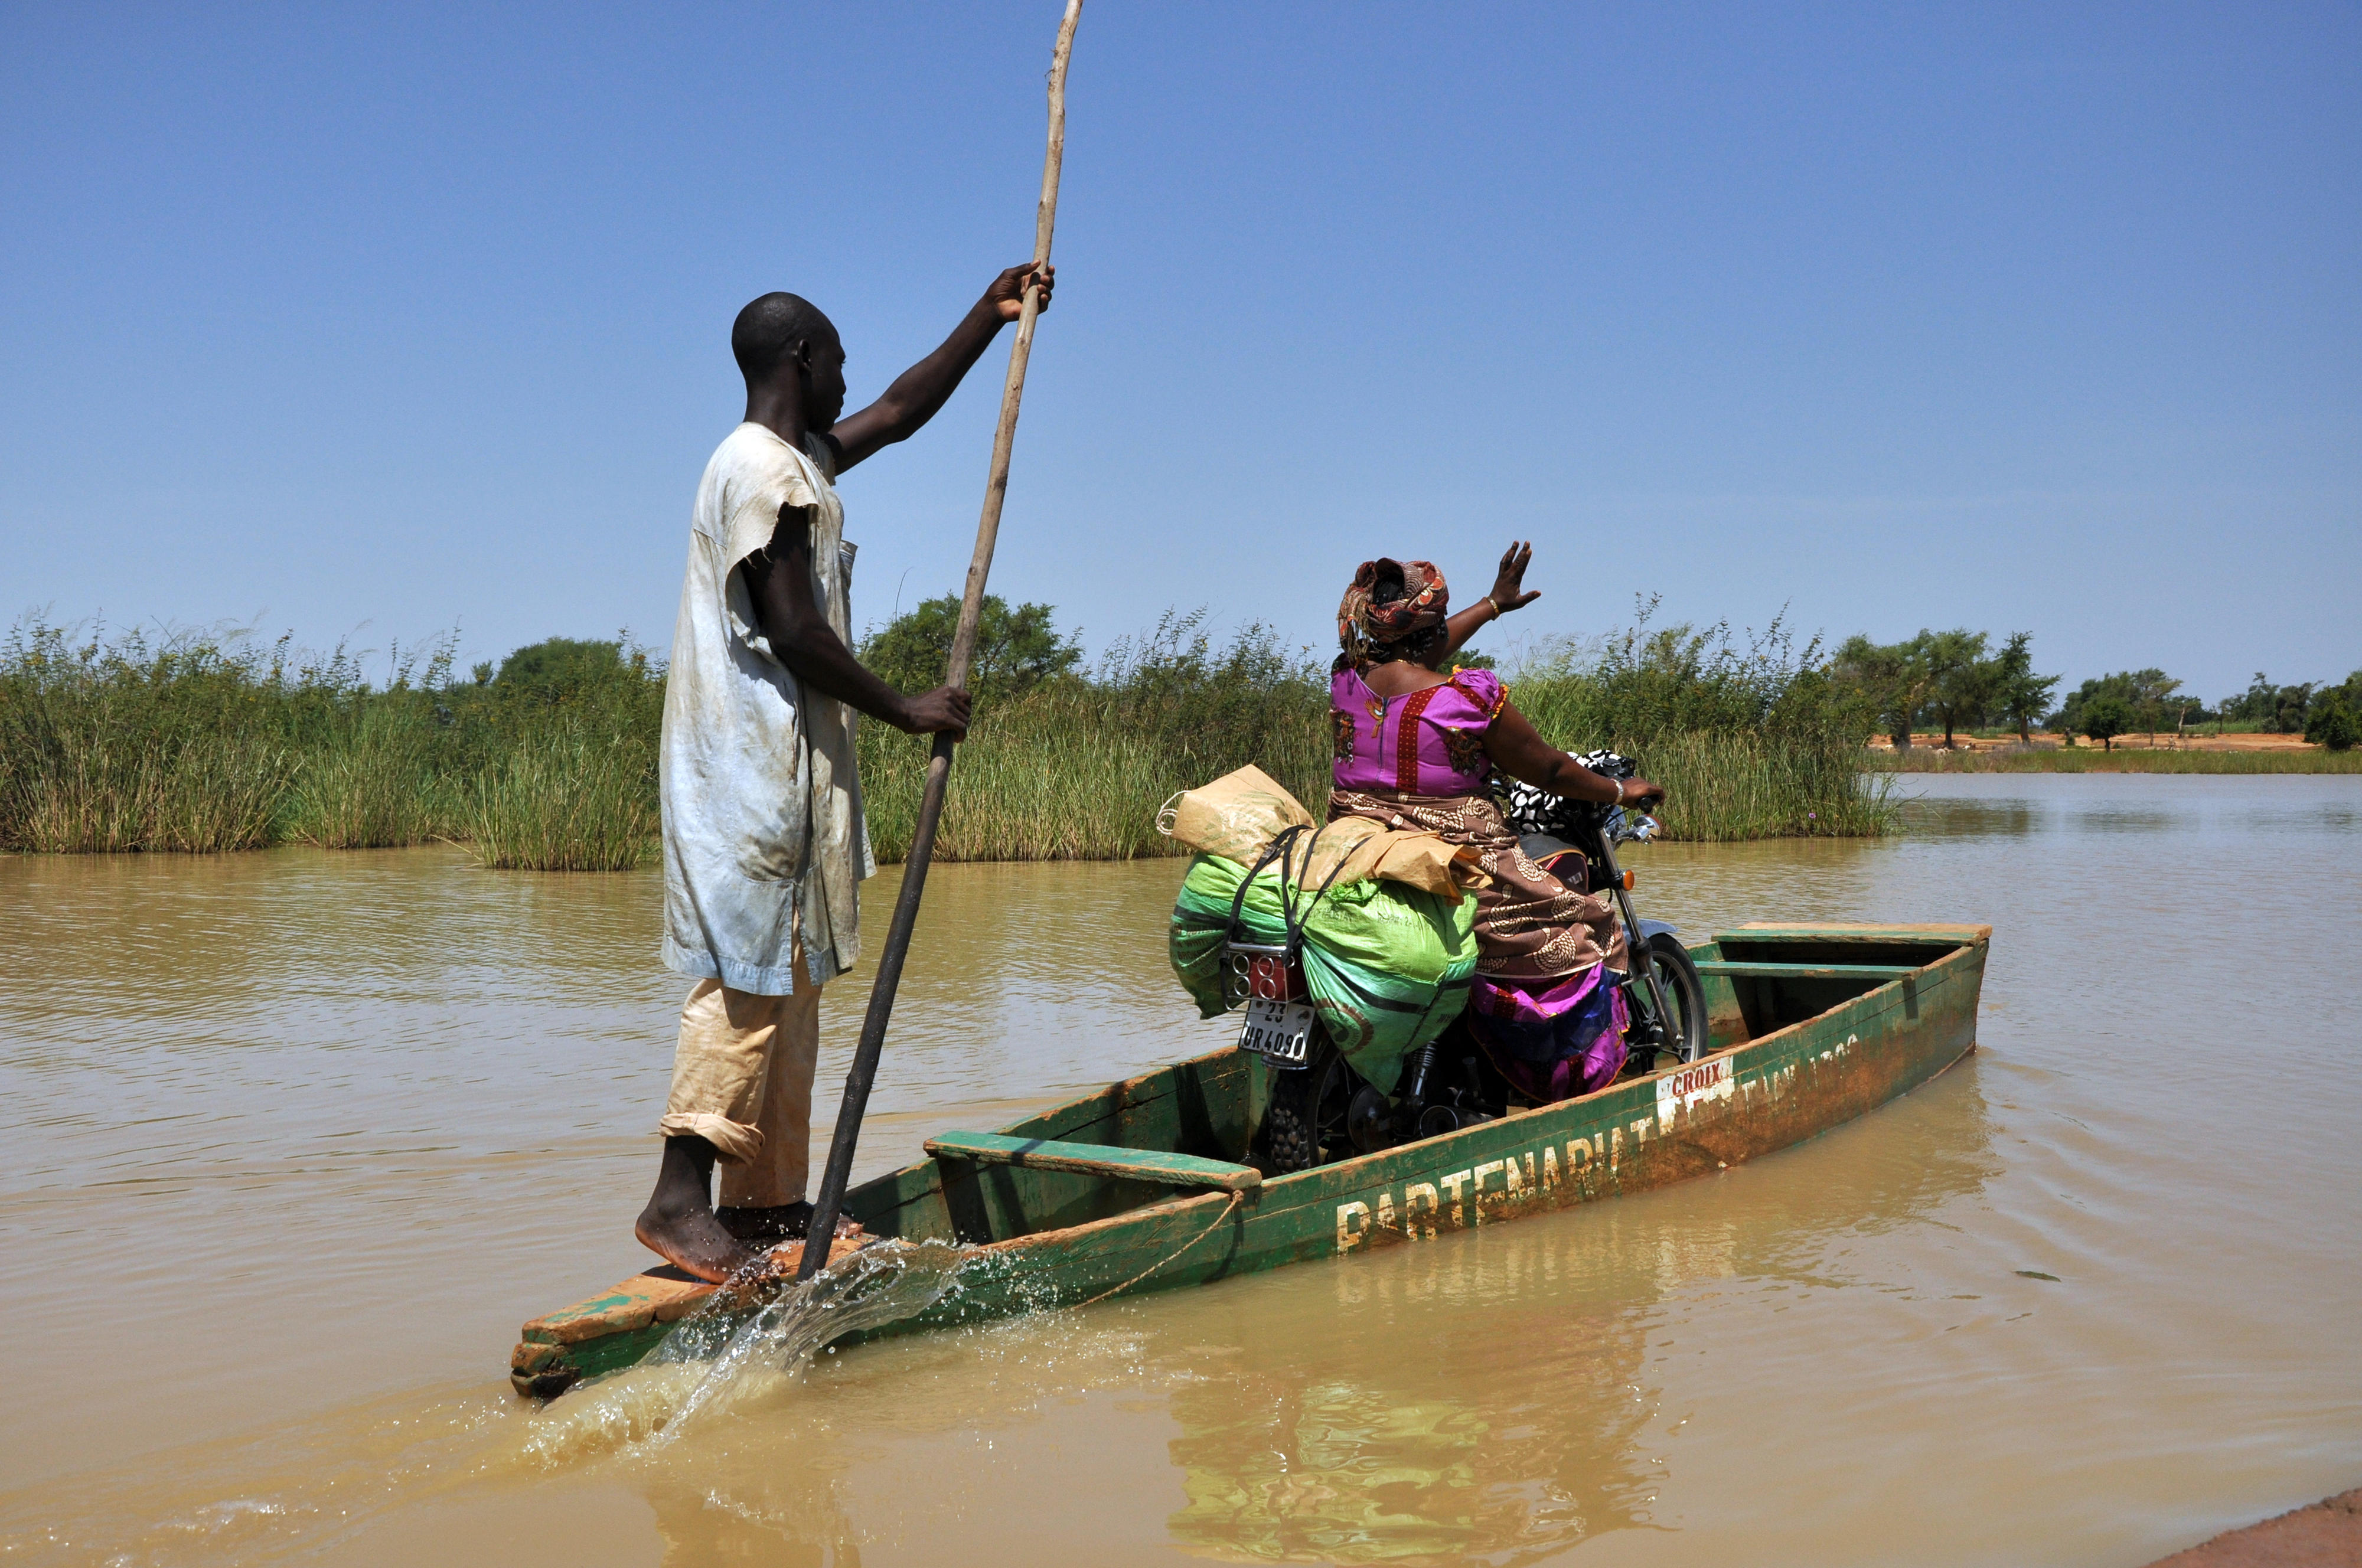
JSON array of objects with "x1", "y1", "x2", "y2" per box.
[{"x1": 657, "y1": 976, "x2": 821, "y2": 1208}]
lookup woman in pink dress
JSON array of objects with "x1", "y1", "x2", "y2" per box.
[{"x1": 1327, "y1": 548, "x2": 1667, "y2": 1102}]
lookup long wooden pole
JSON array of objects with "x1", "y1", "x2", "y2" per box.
[{"x1": 799, "y1": 0, "x2": 1084, "y2": 1280}]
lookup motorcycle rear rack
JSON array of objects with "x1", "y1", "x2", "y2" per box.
[{"x1": 1221, "y1": 939, "x2": 1306, "y2": 1011}]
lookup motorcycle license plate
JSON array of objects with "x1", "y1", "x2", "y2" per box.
[{"x1": 1239, "y1": 997, "x2": 1315, "y2": 1066}]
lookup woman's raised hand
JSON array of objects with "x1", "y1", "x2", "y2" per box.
[{"x1": 1489, "y1": 541, "x2": 1541, "y2": 615}]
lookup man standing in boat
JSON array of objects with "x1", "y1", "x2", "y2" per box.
[{"x1": 638, "y1": 263, "x2": 1055, "y2": 1283}]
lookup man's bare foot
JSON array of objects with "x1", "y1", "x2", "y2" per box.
[
  {"x1": 635, "y1": 1134, "x2": 756, "y2": 1284},
  {"x1": 635, "y1": 1195, "x2": 756, "y2": 1283}
]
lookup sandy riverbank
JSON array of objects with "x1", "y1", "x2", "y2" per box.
[{"x1": 2145, "y1": 1488, "x2": 2362, "y2": 1566}]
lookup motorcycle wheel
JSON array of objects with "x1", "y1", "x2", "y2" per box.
[
  {"x1": 1346, "y1": 1084, "x2": 1395, "y2": 1154},
  {"x1": 1641, "y1": 932, "x2": 1710, "y2": 1066},
  {"x1": 1260, "y1": 1045, "x2": 1356, "y2": 1174},
  {"x1": 1417, "y1": 1102, "x2": 1474, "y2": 1141}
]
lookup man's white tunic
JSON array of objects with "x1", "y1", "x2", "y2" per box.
[{"x1": 660, "y1": 423, "x2": 873, "y2": 994}]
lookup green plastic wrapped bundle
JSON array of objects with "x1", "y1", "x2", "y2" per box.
[{"x1": 1170, "y1": 852, "x2": 1477, "y2": 1094}]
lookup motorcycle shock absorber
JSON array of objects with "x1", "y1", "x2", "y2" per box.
[{"x1": 1400, "y1": 1040, "x2": 1440, "y2": 1107}]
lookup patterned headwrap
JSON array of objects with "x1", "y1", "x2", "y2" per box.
[{"x1": 1337, "y1": 557, "x2": 1450, "y2": 665}]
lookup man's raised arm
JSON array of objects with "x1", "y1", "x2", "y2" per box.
[{"x1": 827, "y1": 263, "x2": 1055, "y2": 471}]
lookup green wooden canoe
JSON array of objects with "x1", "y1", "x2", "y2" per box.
[{"x1": 511, "y1": 923, "x2": 1988, "y2": 1398}]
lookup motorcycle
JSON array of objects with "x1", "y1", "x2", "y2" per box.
[{"x1": 1226, "y1": 752, "x2": 1711, "y2": 1175}]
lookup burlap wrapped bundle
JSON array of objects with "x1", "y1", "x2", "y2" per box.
[
  {"x1": 1158, "y1": 765, "x2": 1487, "y2": 896},
  {"x1": 1160, "y1": 766, "x2": 1484, "y2": 1094}
]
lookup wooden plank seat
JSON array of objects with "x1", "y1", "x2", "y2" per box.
[{"x1": 925, "y1": 1131, "x2": 1262, "y2": 1193}]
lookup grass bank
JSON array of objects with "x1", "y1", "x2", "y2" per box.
[
  {"x1": 1871, "y1": 746, "x2": 2361, "y2": 775},
  {"x1": 0, "y1": 622, "x2": 658, "y2": 867},
  {"x1": 3, "y1": 607, "x2": 1894, "y2": 868}
]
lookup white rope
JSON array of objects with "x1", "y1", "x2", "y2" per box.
[{"x1": 1075, "y1": 1190, "x2": 1245, "y2": 1308}]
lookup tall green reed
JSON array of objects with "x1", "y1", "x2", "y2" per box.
[
  {"x1": 283, "y1": 702, "x2": 448, "y2": 848},
  {"x1": 457, "y1": 726, "x2": 657, "y2": 871},
  {"x1": 443, "y1": 641, "x2": 664, "y2": 869},
  {"x1": 854, "y1": 605, "x2": 1893, "y2": 855},
  {"x1": 1500, "y1": 602, "x2": 1893, "y2": 840},
  {"x1": 0, "y1": 622, "x2": 301, "y2": 851},
  {"x1": 1635, "y1": 730, "x2": 1894, "y2": 839},
  {"x1": 0, "y1": 617, "x2": 665, "y2": 865},
  {"x1": 5, "y1": 603, "x2": 1895, "y2": 866},
  {"x1": 856, "y1": 612, "x2": 1330, "y2": 861}
]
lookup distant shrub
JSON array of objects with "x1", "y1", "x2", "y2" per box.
[
  {"x1": 2080, "y1": 694, "x2": 2132, "y2": 750},
  {"x1": 2307, "y1": 700, "x2": 2358, "y2": 752},
  {"x1": 493, "y1": 637, "x2": 638, "y2": 703}
]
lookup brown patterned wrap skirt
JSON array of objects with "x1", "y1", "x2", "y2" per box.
[{"x1": 1328, "y1": 788, "x2": 1627, "y2": 980}]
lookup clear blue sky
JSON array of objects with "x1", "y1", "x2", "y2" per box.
[{"x1": 3, "y1": 3, "x2": 2354, "y2": 703}]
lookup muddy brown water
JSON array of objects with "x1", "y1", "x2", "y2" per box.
[{"x1": 1, "y1": 775, "x2": 2356, "y2": 1566}]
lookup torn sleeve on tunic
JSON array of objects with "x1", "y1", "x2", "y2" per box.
[{"x1": 719, "y1": 475, "x2": 821, "y2": 663}]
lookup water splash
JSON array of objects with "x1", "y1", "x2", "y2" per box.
[
  {"x1": 653, "y1": 1239, "x2": 973, "y2": 1438},
  {"x1": 516, "y1": 1239, "x2": 971, "y2": 1466}
]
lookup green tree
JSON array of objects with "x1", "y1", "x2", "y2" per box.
[
  {"x1": 1991, "y1": 631, "x2": 2061, "y2": 743},
  {"x1": 2055, "y1": 674, "x2": 2116, "y2": 736},
  {"x1": 1917, "y1": 628, "x2": 1993, "y2": 749},
  {"x1": 2306, "y1": 671, "x2": 2362, "y2": 752},
  {"x1": 2223, "y1": 671, "x2": 2314, "y2": 733},
  {"x1": 2125, "y1": 667, "x2": 2182, "y2": 742},
  {"x1": 2223, "y1": 672, "x2": 2277, "y2": 726},
  {"x1": 2275, "y1": 684, "x2": 2317, "y2": 733},
  {"x1": 1832, "y1": 633, "x2": 1931, "y2": 750},
  {"x1": 2056, "y1": 669, "x2": 2183, "y2": 745},
  {"x1": 2081, "y1": 693, "x2": 2132, "y2": 750},
  {"x1": 859, "y1": 593, "x2": 1082, "y2": 706},
  {"x1": 2309, "y1": 705, "x2": 2359, "y2": 752}
]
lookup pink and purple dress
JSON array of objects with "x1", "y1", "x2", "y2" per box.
[{"x1": 1327, "y1": 665, "x2": 1629, "y2": 1101}]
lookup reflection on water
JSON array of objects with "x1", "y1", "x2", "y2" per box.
[
  {"x1": 1897, "y1": 794, "x2": 2040, "y2": 838},
  {"x1": 1156, "y1": 1068, "x2": 1999, "y2": 1568},
  {"x1": 1, "y1": 775, "x2": 2357, "y2": 1566}
]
